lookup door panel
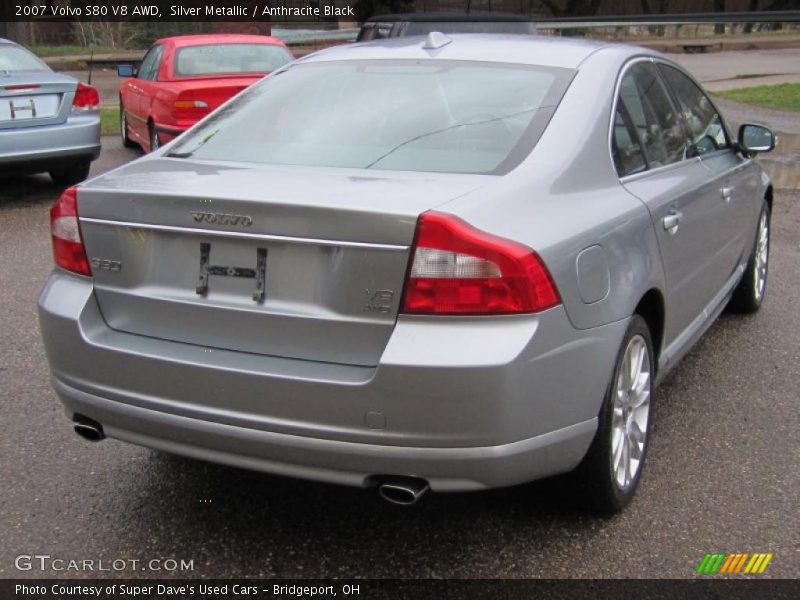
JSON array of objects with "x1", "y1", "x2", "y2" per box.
[
  {"x1": 623, "y1": 161, "x2": 724, "y2": 344},
  {"x1": 613, "y1": 60, "x2": 728, "y2": 347}
]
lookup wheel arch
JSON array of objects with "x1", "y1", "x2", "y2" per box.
[{"x1": 633, "y1": 288, "x2": 665, "y2": 369}]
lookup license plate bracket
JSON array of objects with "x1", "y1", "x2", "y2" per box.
[{"x1": 195, "y1": 242, "x2": 268, "y2": 303}]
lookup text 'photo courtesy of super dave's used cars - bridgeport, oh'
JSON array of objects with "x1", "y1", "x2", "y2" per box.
[{"x1": 37, "y1": 32, "x2": 776, "y2": 513}]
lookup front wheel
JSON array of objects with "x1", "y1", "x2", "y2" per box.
[
  {"x1": 569, "y1": 315, "x2": 655, "y2": 513},
  {"x1": 728, "y1": 202, "x2": 770, "y2": 313}
]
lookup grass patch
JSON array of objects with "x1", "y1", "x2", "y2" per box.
[
  {"x1": 715, "y1": 83, "x2": 800, "y2": 112},
  {"x1": 30, "y1": 45, "x2": 121, "y2": 57},
  {"x1": 100, "y1": 106, "x2": 120, "y2": 136}
]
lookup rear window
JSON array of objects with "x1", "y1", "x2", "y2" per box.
[
  {"x1": 174, "y1": 44, "x2": 292, "y2": 77},
  {"x1": 0, "y1": 45, "x2": 48, "y2": 72},
  {"x1": 169, "y1": 60, "x2": 573, "y2": 175}
]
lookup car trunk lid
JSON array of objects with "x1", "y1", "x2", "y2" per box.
[
  {"x1": 77, "y1": 158, "x2": 486, "y2": 366},
  {"x1": 0, "y1": 71, "x2": 78, "y2": 129}
]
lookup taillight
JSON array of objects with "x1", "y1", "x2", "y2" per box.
[
  {"x1": 50, "y1": 186, "x2": 91, "y2": 276},
  {"x1": 72, "y1": 82, "x2": 99, "y2": 110},
  {"x1": 173, "y1": 99, "x2": 209, "y2": 120},
  {"x1": 401, "y1": 212, "x2": 560, "y2": 315}
]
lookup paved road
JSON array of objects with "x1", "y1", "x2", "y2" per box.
[
  {"x1": 1, "y1": 129, "x2": 798, "y2": 578},
  {"x1": 673, "y1": 47, "x2": 800, "y2": 91}
]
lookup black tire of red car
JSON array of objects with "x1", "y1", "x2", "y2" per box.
[
  {"x1": 728, "y1": 201, "x2": 770, "y2": 314},
  {"x1": 49, "y1": 160, "x2": 91, "y2": 185},
  {"x1": 119, "y1": 102, "x2": 137, "y2": 149},
  {"x1": 566, "y1": 315, "x2": 655, "y2": 514},
  {"x1": 149, "y1": 122, "x2": 160, "y2": 152}
]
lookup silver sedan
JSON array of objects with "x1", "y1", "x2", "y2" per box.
[
  {"x1": 0, "y1": 38, "x2": 100, "y2": 184},
  {"x1": 38, "y1": 34, "x2": 774, "y2": 512}
]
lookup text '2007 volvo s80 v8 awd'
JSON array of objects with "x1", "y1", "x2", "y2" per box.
[{"x1": 38, "y1": 33, "x2": 775, "y2": 512}]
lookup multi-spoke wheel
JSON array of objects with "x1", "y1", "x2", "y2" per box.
[
  {"x1": 610, "y1": 334, "x2": 651, "y2": 491},
  {"x1": 729, "y1": 201, "x2": 770, "y2": 313},
  {"x1": 569, "y1": 314, "x2": 655, "y2": 513}
]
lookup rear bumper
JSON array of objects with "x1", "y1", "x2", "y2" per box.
[
  {"x1": 0, "y1": 112, "x2": 100, "y2": 172},
  {"x1": 39, "y1": 271, "x2": 628, "y2": 491}
]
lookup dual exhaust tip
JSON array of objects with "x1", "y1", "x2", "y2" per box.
[{"x1": 72, "y1": 416, "x2": 430, "y2": 505}]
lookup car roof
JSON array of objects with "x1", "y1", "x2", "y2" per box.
[
  {"x1": 301, "y1": 34, "x2": 647, "y2": 70},
  {"x1": 153, "y1": 34, "x2": 286, "y2": 47}
]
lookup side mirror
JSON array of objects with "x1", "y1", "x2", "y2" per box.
[
  {"x1": 117, "y1": 64, "x2": 136, "y2": 78},
  {"x1": 738, "y1": 123, "x2": 775, "y2": 155}
]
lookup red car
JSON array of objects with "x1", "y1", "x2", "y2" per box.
[{"x1": 117, "y1": 34, "x2": 293, "y2": 152}]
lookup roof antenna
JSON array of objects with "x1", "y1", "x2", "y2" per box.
[
  {"x1": 87, "y1": 47, "x2": 94, "y2": 85},
  {"x1": 422, "y1": 32, "x2": 452, "y2": 50}
]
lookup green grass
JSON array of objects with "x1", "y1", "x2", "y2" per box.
[
  {"x1": 100, "y1": 106, "x2": 120, "y2": 136},
  {"x1": 30, "y1": 44, "x2": 121, "y2": 57},
  {"x1": 715, "y1": 83, "x2": 800, "y2": 112}
]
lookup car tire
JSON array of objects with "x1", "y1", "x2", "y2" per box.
[
  {"x1": 119, "y1": 103, "x2": 137, "y2": 149},
  {"x1": 49, "y1": 160, "x2": 91, "y2": 185},
  {"x1": 568, "y1": 315, "x2": 655, "y2": 514},
  {"x1": 728, "y1": 201, "x2": 770, "y2": 314},
  {"x1": 149, "y1": 122, "x2": 160, "y2": 152}
]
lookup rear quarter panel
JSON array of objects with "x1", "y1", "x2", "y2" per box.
[{"x1": 439, "y1": 47, "x2": 666, "y2": 332}]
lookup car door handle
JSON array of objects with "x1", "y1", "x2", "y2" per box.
[
  {"x1": 721, "y1": 186, "x2": 734, "y2": 202},
  {"x1": 663, "y1": 210, "x2": 683, "y2": 235}
]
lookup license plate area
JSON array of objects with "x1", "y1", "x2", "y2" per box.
[
  {"x1": 0, "y1": 94, "x2": 60, "y2": 122},
  {"x1": 196, "y1": 241, "x2": 268, "y2": 303}
]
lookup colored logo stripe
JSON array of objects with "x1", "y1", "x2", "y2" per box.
[
  {"x1": 697, "y1": 552, "x2": 773, "y2": 574},
  {"x1": 744, "y1": 553, "x2": 773, "y2": 574}
]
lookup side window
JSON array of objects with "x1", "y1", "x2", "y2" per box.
[
  {"x1": 612, "y1": 103, "x2": 647, "y2": 177},
  {"x1": 617, "y1": 62, "x2": 687, "y2": 169},
  {"x1": 658, "y1": 64, "x2": 729, "y2": 156},
  {"x1": 138, "y1": 45, "x2": 163, "y2": 81}
]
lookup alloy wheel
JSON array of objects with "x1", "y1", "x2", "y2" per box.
[
  {"x1": 611, "y1": 334, "x2": 651, "y2": 491},
  {"x1": 754, "y1": 211, "x2": 769, "y2": 302}
]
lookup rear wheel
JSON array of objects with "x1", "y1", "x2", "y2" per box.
[
  {"x1": 728, "y1": 202, "x2": 770, "y2": 314},
  {"x1": 119, "y1": 103, "x2": 136, "y2": 148},
  {"x1": 49, "y1": 160, "x2": 91, "y2": 185},
  {"x1": 148, "y1": 122, "x2": 160, "y2": 152},
  {"x1": 569, "y1": 315, "x2": 654, "y2": 513}
]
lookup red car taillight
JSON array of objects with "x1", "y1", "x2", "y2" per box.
[
  {"x1": 173, "y1": 99, "x2": 209, "y2": 121},
  {"x1": 72, "y1": 82, "x2": 99, "y2": 110},
  {"x1": 50, "y1": 186, "x2": 91, "y2": 276},
  {"x1": 401, "y1": 212, "x2": 560, "y2": 315}
]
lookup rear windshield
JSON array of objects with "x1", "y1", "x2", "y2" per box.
[
  {"x1": 174, "y1": 44, "x2": 292, "y2": 77},
  {"x1": 169, "y1": 60, "x2": 573, "y2": 174},
  {"x1": 0, "y1": 45, "x2": 48, "y2": 72}
]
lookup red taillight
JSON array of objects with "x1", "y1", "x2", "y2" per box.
[
  {"x1": 401, "y1": 212, "x2": 560, "y2": 315},
  {"x1": 173, "y1": 98, "x2": 209, "y2": 121},
  {"x1": 72, "y1": 82, "x2": 99, "y2": 110},
  {"x1": 50, "y1": 186, "x2": 91, "y2": 276}
]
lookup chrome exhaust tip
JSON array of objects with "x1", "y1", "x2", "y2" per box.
[
  {"x1": 378, "y1": 477, "x2": 430, "y2": 506},
  {"x1": 73, "y1": 415, "x2": 105, "y2": 442}
]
